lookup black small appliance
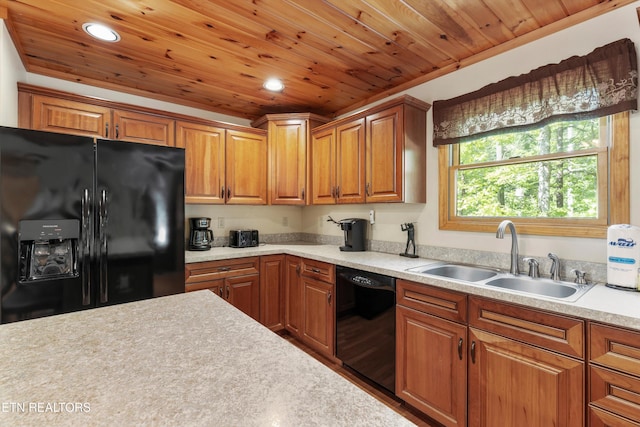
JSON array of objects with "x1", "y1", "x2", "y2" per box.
[
  {"x1": 339, "y1": 218, "x2": 367, "y2": 252},
  {"x1": 188, "y1": 217, "x2": 214, "y2": 251},
  {"x1": 229, "y1": 230, "x2": 259, "y2": 248}
]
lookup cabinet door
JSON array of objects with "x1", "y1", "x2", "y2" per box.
[
  {"x1": 396, "y1": 305, "x2": 467, "y2": 427},
  {"x1": 366, "y1": 105, "x2": 403, "y2": 203},
  {"x1": 176, "y1": 121, "x2": 226, "y2": 204},
  {"x1": 285, "y1": 256, "x2": 303, "y2": 337},
  {"x1": 31, "y1": 95, "x2": 111, "y2": 138},
  {"x1": 310, "y1": 127, "x2": 336, "y2": 205},
  {"x1": 112, "y1": 110, "x2": 175, "y2": 146},
  {"x1": 335, "y1": 118, "x2": 365, "y2": 204},
  {"x1": 269, "y1": 119, "x2": 307, "y2": 205},
  {"x1": 259, "y1": 255, "x2": 285, "y2": 331},
  {"x1": 301, "y1": 276, "x2": 334, "y2": 357},
  {"x1": 226, "y1": 129, "x2": 268, "y2": 204},
  {"x1": 468, "y1": 327, "x2": 585, "y2": 427},
  {"x1": 225, "y1": 274, "x2": 260, "y2": 321}
]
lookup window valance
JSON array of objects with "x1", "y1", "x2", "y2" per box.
[{"x1": 432, "y1": 38, "x2": 638, "y2": 146}]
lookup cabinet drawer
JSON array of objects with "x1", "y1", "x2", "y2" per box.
[
  {"x1": 589, "y1": 406, "x2": 640, "y2": 427},
  {"x1": 301, "y1": 259, "x2": 335, "y2": 284},
  {"x1": 396, "y1": 279, "x2": 467, "y2": 323},
  {"x1": 469, "y1": 296, "x2": 584, "y2": 358},
  {"x1": 590, "y1": 365, "x2": 640, "y2": 424},
  {"x1": 590, "y1": 323, "x2": 640, "y2": 376},
  {"x1": 185, "y1": 257, "x2": 259, "y2": 283}
]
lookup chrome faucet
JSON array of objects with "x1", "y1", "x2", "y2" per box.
[
  {"x1": 548, "y1": 253, "x2": 561, "y2": 281},
  {"x1": 496, "y1": 220, "x2": 519, "y2": 275}
]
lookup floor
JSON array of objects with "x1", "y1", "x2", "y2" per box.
[{"x1": 281, "y1": 333, "x2": 442, "y2": 427}]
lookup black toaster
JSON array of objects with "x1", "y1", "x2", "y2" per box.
[{"x1": 229, "y1": 230, "x2": 259, "y2": 248}]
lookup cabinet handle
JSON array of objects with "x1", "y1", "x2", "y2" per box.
[
  {"x1": 458, "y1": 338, "x2": 463, "y2": 360},
  {"x1": 312, "y1": 268, "x2": 321, "y2": 273},
  {"x1": 218, "y1": 267, "x2": 230, "y2": 272},
  {"x1": 105, "y1": 122, "x2": 109, "y2": 138},
  {"x1": 366, "y1": 182, "x2": 371, "y2": 197},
  {"x1": 296, "y1": 264, "x2": 300, "y2": 276},
  {"x1": 226, "y1": 285, "x2": 230, "y2": 299},
  {"x1": 471, "y1": 341, "x2": 476, "y2": 364},
  {"x1": 227, "y1": 187, "x2": 231, "y2": 199},
  {"x1": 327, "y1": 291, "x2": 332, "y2": 305},
  {"x1": 115, "y1": 123, "x2": 119, "y2": 139},
  {"x1": 221, "y1": 186, "x2": 224, "y2": 199},
  {"x1": 336, "y1": 185, "x2": 340, "y2": 198},
  {"x1": 218, "y1": 287, "x2": 223, "y2": 297},
  {"x1": 301, "y1": 188, "x2": 305, "y2": 201}
]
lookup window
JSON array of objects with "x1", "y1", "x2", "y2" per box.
[{"x1": 438, "y1": 112, "x2": 629, "y2": 238}]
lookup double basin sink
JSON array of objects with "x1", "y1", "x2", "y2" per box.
[{"x1": 407, "y1": 262, "x2": 594, "y2": 302}]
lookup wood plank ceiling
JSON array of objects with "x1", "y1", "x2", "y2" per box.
[{"x1": 2, "y1": 0, "x2": 636, "y2": 121}]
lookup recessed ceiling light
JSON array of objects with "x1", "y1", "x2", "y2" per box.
[
  {"x1": 263, "y1": 78, "x2": 284, "y2": 92},
  {"x1": 82, "y1": 23, "x2": 121, "y2": 42}
]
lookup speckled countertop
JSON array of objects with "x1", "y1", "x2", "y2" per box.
[
  {"x1": 187, "y1": 243, "x2": 640, "y2": 331},
  {"x1": 0, "y1": 291, "x2": 415, "y2": 427}
]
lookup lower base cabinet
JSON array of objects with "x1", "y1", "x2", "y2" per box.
[
  {"x1": 589, "y1": 322, "x2": 640, "y2": 426},
  {"x1": 185, "y1": 257, "x2": 260, "y2": 321},
  {"x1": 259, "y1": 255, "x2": 285, "y2": 332}
]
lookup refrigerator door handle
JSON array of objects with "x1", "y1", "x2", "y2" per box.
[
  {"x1": 99, "y1": 189, "x2": 109, "y2": 303},
  {"x1": 81, "y1": 188, "x2": 92, "y2": 305}
]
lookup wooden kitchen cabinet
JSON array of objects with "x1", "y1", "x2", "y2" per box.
[
  {"x1": 225, "y1": 129, "x2": 268, "y2": 205},
  {"x1": 396, "y1": 279, "x2": 468, "y2": 427},
  {"x1": 176, "y1": 122, "x2": 267, "y2": 205},
  {"x1": 252, "y1": 113, "x2": 330, "y2": 205},
  {"x1": 22, "y1": 89, "x2": 175, "y2": 146},
  {"x1": 284, "y1": 255, "x2": 303, "y2": 338},
  {"x1": 176, "y1": 121, "x2": 226, "y2": 204},
  {"x1": 309, "y1": 95, "x2": 428, "y2": 204},
  {"x1": 282, "y1": 256, "x2": 335, "y2": 358},
  {"x1": 467, "y1": 296, "x2": 585, "y2": 427},
  {"x1": 259, "y1": 255, "x2": 285, "y2": 332},
  {"x1": 589, "y1": 322, "x2": 640, "y2": 426},
  {"x1": 185, "y1": 257, "x2": 260, "y2": 321},
  {"x1": 365, "y1": 102, "x2": 427, "y2": 203},
  {"x1": 310, "y1": 117, "x2": 365, "y2": 205}
]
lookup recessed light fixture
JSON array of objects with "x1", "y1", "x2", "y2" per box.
[
  {"x1": 263, "y1": 78, "x2": 284, "y2": 92},
  {"x1": 82, "y1": 23, "x2": 121, "y2": 42}
]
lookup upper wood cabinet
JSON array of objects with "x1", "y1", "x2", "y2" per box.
[
  {"x1": 176, "y1": 121, "x2": 226, "y2": 204},
  {"x1": 21, "y1": 88, "x2": 175, "y2": 146},
  {"x1": 252, "y1": 113, "x2": 330, "y2": 205},
  {"x1": 310, "y1": 95, "x2": 429, "y2": 204},
  {"x1": 176, "y1": 121, "x2": 267, "y2": 205}
]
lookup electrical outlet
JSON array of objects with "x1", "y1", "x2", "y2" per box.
[
  {"x1": 217, "y1": 217, "x2": 225, "y2": 228},
  {"x1": 369, "y1": 209, "x2": 375, "y2": 224}
]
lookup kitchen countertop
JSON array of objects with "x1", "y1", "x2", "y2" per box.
[
  {"x1": 187, "y1": 243, "x2": 640, "y2": 331},
  {"x1": 0, "y1": 291, "x2": 415, "y2": 427}
]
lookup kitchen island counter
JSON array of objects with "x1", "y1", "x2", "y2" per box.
[{"x1": 0, "y1": 291, "x2": 415, "y2": 427}]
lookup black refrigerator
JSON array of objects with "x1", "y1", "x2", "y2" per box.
[{"x1": 0, "y1": 126, "x2": 185, "y2": 324}]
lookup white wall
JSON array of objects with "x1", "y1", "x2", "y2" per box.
[
  {"x1": 303, "y1": 1, "x2": 640, "y2": 264},
  {"x1": 0, "y1": 20, "x2": 26, "y2": 126}
]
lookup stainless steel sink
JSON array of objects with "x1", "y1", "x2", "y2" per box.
[
  {"x1": 407, "y1": 263, "x2": 595, "y2": 302},
  {"x1": 407, "y1": 263, "x2": 499, "y2": 282},
  {"x1": 483, "y1": 276, "x2": 593, "y2": 301}
]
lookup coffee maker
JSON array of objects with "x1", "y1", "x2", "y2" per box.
[
  {"x1": 188, "y1": 217, "x2": 214, "y2": 251},
  {"x1": 338, "y1": 218, "x2": 367, "y2": 252}
]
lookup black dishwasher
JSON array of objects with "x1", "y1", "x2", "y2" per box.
[{"x1": 336, "y1": 266, "x2": 396, "y2": 393}]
